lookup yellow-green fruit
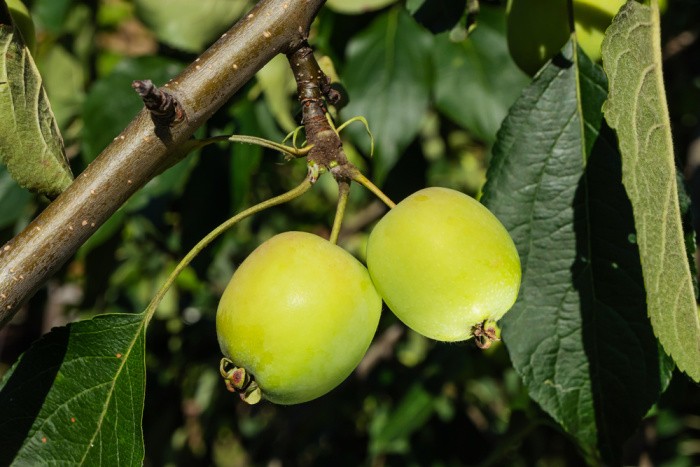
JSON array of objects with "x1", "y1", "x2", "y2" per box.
[
  {"x1": 366, "y1": 187, "x2": 521, "y2": 342},
  {"x1": 5, "y1": 0, "x2": 36, "y2": 54},
  {"x1": 216, "y1": 231, "x2": 382, "y2": 405}
]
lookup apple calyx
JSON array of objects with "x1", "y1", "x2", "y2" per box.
[
  {"x1": 471, "y1": 321, "x2": 500, "y2": 350},
  {"x1": 220, "y1": 357, "x2": 262, "y2": 405}
]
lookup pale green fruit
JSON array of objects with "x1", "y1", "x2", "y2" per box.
[
  {"x1": 5, "y1": 0, "x2": 36, "y2": 54},
  {"x1": 217, "y1": 231, "x2": 382, "y2": 405},
  {"x1": 366, "y1": 187, "x2": 521, "y2": 342}
]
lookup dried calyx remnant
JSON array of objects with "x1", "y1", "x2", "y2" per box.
[
  {"x1": 471, "y1": 321, "x2": 500, "y2": 349},
  {"x1": 220, "y1": 358, "x2": 262, "y2": 404},
  {"x1": 132, "y1": 79, "x2": 185, "y2": 126}
]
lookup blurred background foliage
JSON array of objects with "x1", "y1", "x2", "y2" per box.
[{"x1": 1, "y1": 0, "x2": 699, "y2": 465}]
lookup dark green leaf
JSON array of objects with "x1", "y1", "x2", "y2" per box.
[
  {"x1": 230, "y1": 100, "x2": 262, "y2": 213},
  {"x1": 0, "y1": 163, "x2": 31, "y2": 229},
  {"x1": 602, "y1": 0, "x2": 700, "y2": 382},
  {"x1": 0, "y1": 20, "x2": 73, "y2": 197},
  {"x1": 432, "y1": 6, "x2": 529, "y2": 144},
  {"x1": 482, "y1": 41, "x2": 673, "y2": 463},
  {"x1": 31, "y1": 0, "x2": 74, "y2": 34},
  {"x1": 342, "y1": 8, "x2": 433, "y2": 183},
  {"x1": 408, "y1": 0, "x2": 467, "y2": 34},
  {"x1": 0, "y1": 313, "x2": 146, "y2": 466},
  {"x1": 36, "y1": 44, "x2": 85, "y2": 131}
]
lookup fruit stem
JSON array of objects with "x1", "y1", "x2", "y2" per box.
[
  {"x1": 227, "y1": 134, "x2": 312, "y2": 158},
  {"x1": 170, "y1": 134, "x2": 313, "y2": 160},
  {"x1": 329, "y1": 180, "x2": 350, "y2": 244},
  {"x1": 143, "y1": 175, "x2": 314, "y2": 324},
  {"x1": 351, "y1": 171, "x2": 396, "y2": 209}
]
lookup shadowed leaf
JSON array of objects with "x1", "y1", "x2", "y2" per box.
[
  {"x1": 482, "y1": 41, "x2": 673, "y2": 463},
  {"x1": 342, "y1": 8, "x2": 433, "y2": 183},
  {"x1": 0, "y1": 313, "x2": 146, "y2": 466}
]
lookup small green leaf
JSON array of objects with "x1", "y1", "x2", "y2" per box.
[
  {"x1": 0, "y1": 19, "x2": 73, "y2": 197},
  {"x1": 432, "y1": 6, "x2": 529, "y2": 144},
  {"x1": 0, "y1": 313, "x2": 146, "y2": 466},
  {"x1": 342, "y1": 8, "x2": 433, "y2": 183},
  {"x1": 369, "y1": 383, "x2": 434, "y2": 455},
  {"x1": 133, "y1": 0, "x2": 251, "y2": 53},
  {"x1": 325, "y1": 0, "x2": 397, "y2": 15},
  {"x1": 482, "y1": 41, "x2": 673, "y2": 463},
  {"x1": 255, "y1": 54, "x2": 298, "y2": 134},
  {"x1": 602, "y1": 1, "x2": 700, "y2": 382}
]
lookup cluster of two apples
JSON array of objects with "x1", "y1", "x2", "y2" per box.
[{"x1": 216, "y1": 187, "x2": 521, "y2": 405}]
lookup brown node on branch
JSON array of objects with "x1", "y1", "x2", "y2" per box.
[{"x1": 132, "y1": 79, "x2": 185, "y2": 127}]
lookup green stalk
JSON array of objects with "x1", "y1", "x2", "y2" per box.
[
  {"x1": 144, "y1": 176, "x2": 314, "y2": 324},
  {"x1": 329, "y1": 180, "x2": 350, "y2": 244},
  {"x1": 352, "y1": 171, "x2": 396, "y2": 209},
  {"x1": 228, "y1": 135, "x2": 312, "y2": 158}
]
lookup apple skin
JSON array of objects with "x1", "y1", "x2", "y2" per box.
[
  {"x1": 217, "y1": 231, "x2": 382, "y2": 405},
  {"x1": 366, "y1": 187, "x2": 521, "y2": 342},
  {"x1": 5, "y1": 0, "x2": 36, "y2": 54}
]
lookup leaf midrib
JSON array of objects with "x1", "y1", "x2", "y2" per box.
[{"x1": 77, "y1": 315, "x2": 144, "y2": 466}]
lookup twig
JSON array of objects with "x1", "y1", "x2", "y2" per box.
[
  {"x1": 132, "y1": 79, "x2": 184, "y2": 126},
  {"x1": 0, "y1": 0, "x2": 324, "y2": 328}
]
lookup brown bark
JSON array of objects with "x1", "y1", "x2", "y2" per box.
[{"x1": 0, "y1": 0, "x2": 325, "y2": 327}]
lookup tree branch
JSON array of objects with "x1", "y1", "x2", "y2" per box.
[{"x1": 0, "y1": 0, "x2": 325, "y2": 327}]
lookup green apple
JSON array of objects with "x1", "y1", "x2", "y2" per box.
[
  {"x1": 217, "y1": 231, "x2": 382, "y2": 404},
  {"x1": 366, "y1": 187, "x2": 521, "y2": 342}
]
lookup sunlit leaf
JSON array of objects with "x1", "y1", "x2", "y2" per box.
[
  {"x1": 133, "y1": 0, "x2": 251, "y2": 53},
  {"x1": 601, "y1": 0, "x2": 700, "y2": 382},
  {"x1": 0, "y1": 12, "x2": 73, "y2": 197}
]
